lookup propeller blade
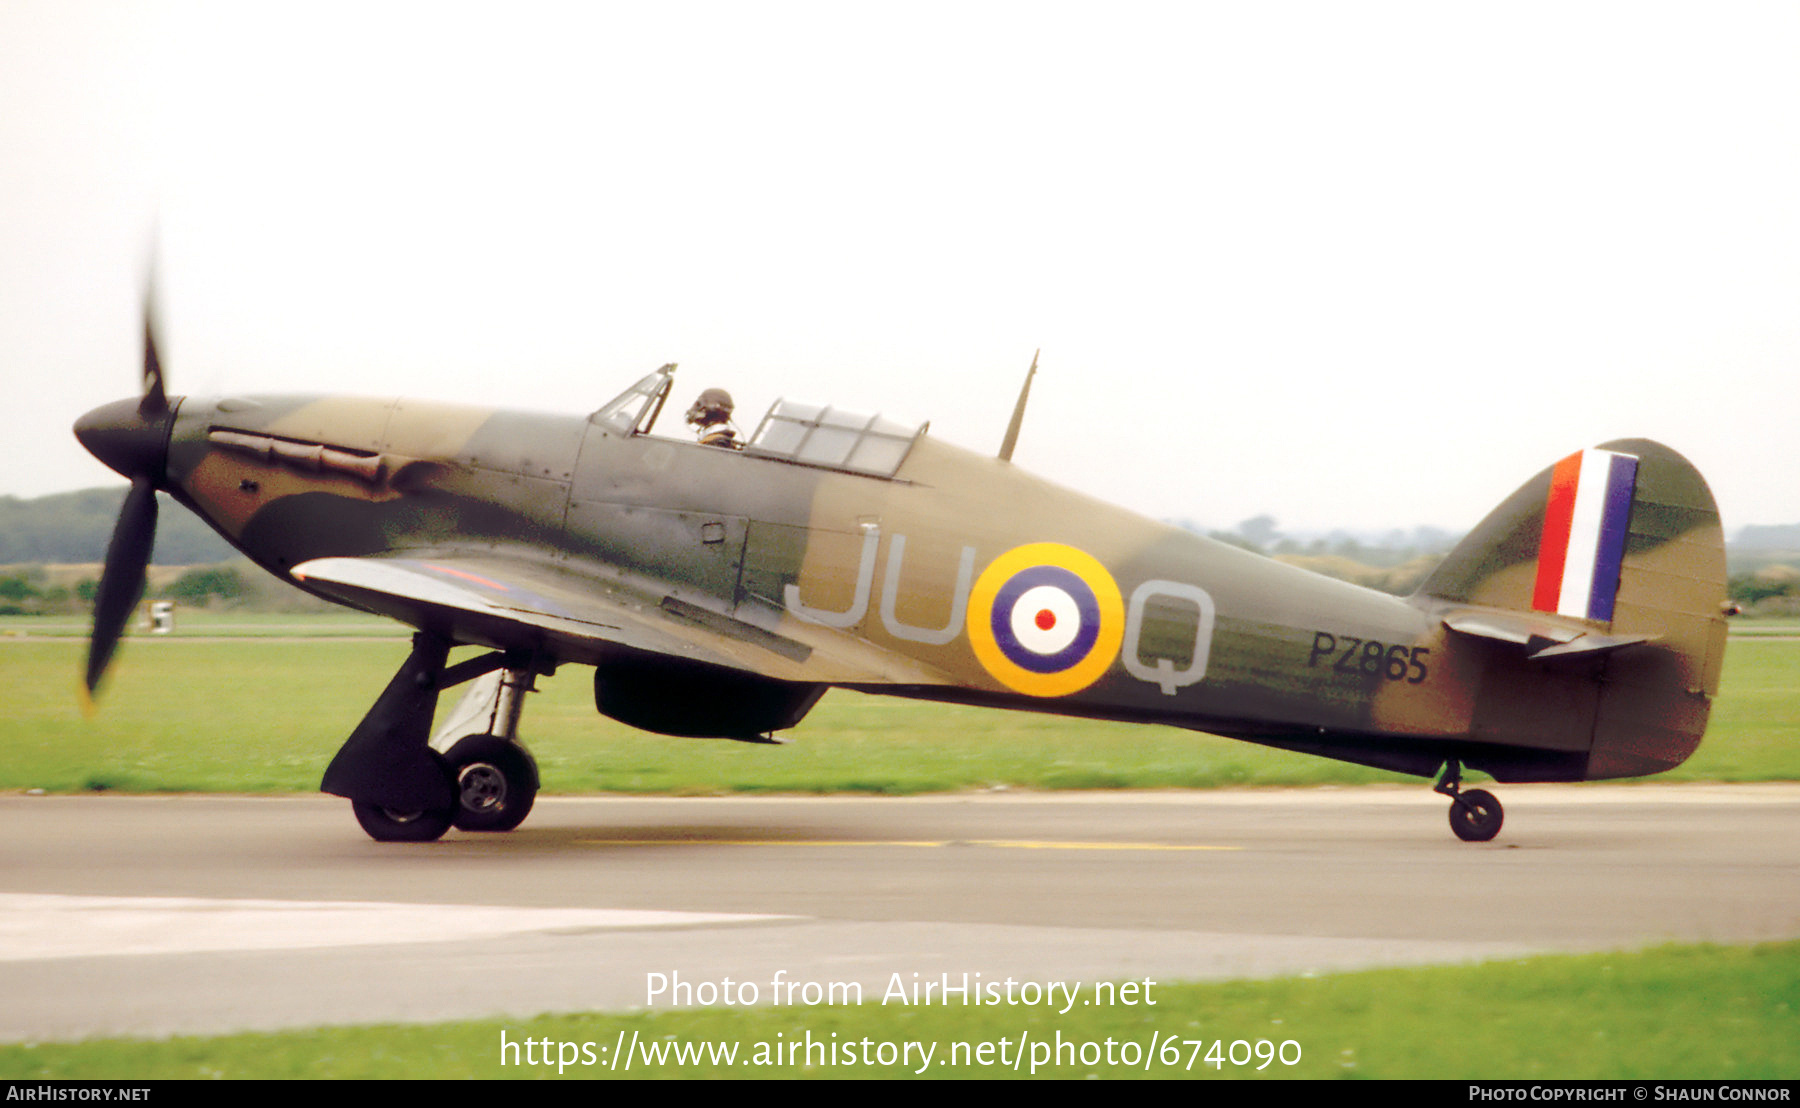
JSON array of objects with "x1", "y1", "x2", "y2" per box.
[
  {"x1": 84, "y1": 475, "x2": 158, "y2": 697},
  {"x1": 138, "y1": 296, "x2": 167, "y2": 418},
  {"x1": 80, "y1": 273, "x2": 175, "y2": 708}
]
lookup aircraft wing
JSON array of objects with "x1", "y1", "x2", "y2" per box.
[{"x1": 290, "y1": 551, "x2": 951, "y2": 686}]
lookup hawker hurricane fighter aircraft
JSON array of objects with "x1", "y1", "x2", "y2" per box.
[{"x1": 75, "y1": 312, "x2": 1729, "y2": 842}]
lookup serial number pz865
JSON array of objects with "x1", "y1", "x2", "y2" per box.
[{"x1": 1308, "y1": 631, "x2": 1430, "y2": 684}]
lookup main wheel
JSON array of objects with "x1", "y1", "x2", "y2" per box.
[
  {"x1": 1448, "y1": 788, "x2": 1503, "y2": 842},
  {"x1": 352, "y1": 800, "x2": 456, "y2": 843},
  {"x1": 447, "y1": 735, "x2": 538, "y2": 832}
]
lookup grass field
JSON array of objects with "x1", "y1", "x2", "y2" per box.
[
  {"x1": 1, "y1": 942, "x2": 1792, "y2": 1079},
  {"x1": 2, "y1": 615, "x2": 1795, "y2": 794}
]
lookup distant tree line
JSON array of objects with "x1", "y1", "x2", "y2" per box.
[
  {"x1": 0, "y1": 570, "x2": 95, "y2": 615},
  {"x1": 0, "y1": 565, "x2": 251, "y2": 616},
  {"x1": 0, "y1": 489, "x2": 234, "y2": 565},
  {"x1": 1729, "y1": 567, "x2": 1800, "y2": 616}
]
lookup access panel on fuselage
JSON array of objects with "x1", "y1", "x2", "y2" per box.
[{"x1": 563, "y1": 427, "x2": 799, "y2": 610}]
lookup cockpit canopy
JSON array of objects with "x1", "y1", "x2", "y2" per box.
[
  {"x1": 590, "y1": 364, "x2": 927, "y2": 479},
  {"x1": 744, "y1": 401, "x2": 924, "y2": 478}
]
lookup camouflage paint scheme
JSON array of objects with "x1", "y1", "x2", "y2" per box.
[{"x1": 151, "y1": 368, "x2": 1726, "y2": 795}]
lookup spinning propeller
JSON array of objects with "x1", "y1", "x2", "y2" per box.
[{"x1": 72, "y1": 297, "x2": 179, "y2": 704}]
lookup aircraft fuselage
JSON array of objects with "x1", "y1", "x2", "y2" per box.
[{"x1": 149, "y1": 390, "x2": 1702, "y2": 785}]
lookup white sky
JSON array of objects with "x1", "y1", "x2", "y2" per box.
[{"x1": 4, "y1": 1, "x2": 1797, "y2": 536}]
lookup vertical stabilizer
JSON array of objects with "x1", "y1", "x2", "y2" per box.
[{"x1": 1415, "y1": 439, "x2": 1727, "y2": 779}]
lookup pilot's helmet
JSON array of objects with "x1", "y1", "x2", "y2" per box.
[{"x1": 686, "y1": 388, "x2": 735, "y2": 427}]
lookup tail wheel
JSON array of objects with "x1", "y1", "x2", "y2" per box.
[
  {"x1": 1448, "y1": 788, "x2": 1504, "y2": 842},
  {"x1": 447, "y1": 735, "x2": 538, "y2": 832}
]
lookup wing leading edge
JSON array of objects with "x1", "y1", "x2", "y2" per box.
[{"x1": 289, "y1": 551, "x2": 950, "y2": 686}]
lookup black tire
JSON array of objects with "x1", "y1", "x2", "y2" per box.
[
  {"x1": 1449, "y1": 788, "x2": 1503, "y2": 842},
  {"x1": 447, "y1": 736, "x2": 538, "y2": 832},
  {"x1": 352, "y1": 800, "x2": 455, "y2": 843}
]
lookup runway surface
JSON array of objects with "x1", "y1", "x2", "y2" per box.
[{"x1": 2, "y1": 784, "x2": 1797, "y2": 1042}]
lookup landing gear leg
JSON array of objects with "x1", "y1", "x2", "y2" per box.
[
  {"x1": 324, "y1": 637, "x2": 552, "y2": 842},
  {"x1": 1434, "y1": 759, "x2": 1503, "y2": 843},
  {"x1": 434, "y1": 665, "x2": 542, "y2": 833}
]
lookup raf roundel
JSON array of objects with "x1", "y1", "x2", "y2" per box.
[{"x1": 966, "y1": 543, "x2": 1125, "y2": 697}]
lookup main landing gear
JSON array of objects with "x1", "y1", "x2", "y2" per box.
[
  {"x1": 1434, "y1": 759, "x2": 1503, "y2": 843},
  {"x1": 322, "y1": 633, "x2": 551, "y2": 842},
  {"x1": 435, "y1": 673, "x2": 540, "y2": 833}
]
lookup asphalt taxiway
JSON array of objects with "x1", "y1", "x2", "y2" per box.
[{"x1": 2, "y1": 785, "x2": 1796, "y2": 1042}]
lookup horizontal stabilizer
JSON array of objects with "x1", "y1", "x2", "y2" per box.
[{"x1": 1442, "y1": 610, "x2": 1655, "y2": 661}]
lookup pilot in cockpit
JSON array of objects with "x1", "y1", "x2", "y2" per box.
[{"x1": 685, "y1": 388, "x2": 741, "y2": 449}]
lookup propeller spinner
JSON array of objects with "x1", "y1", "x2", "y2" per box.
[{"x1": 72, "y1": 304, "x2": 179, "y2": 701}]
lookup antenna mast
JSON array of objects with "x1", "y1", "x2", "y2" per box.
[{"x1": 997, "y1": 350, "x2": 1039, "y2": 462}]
